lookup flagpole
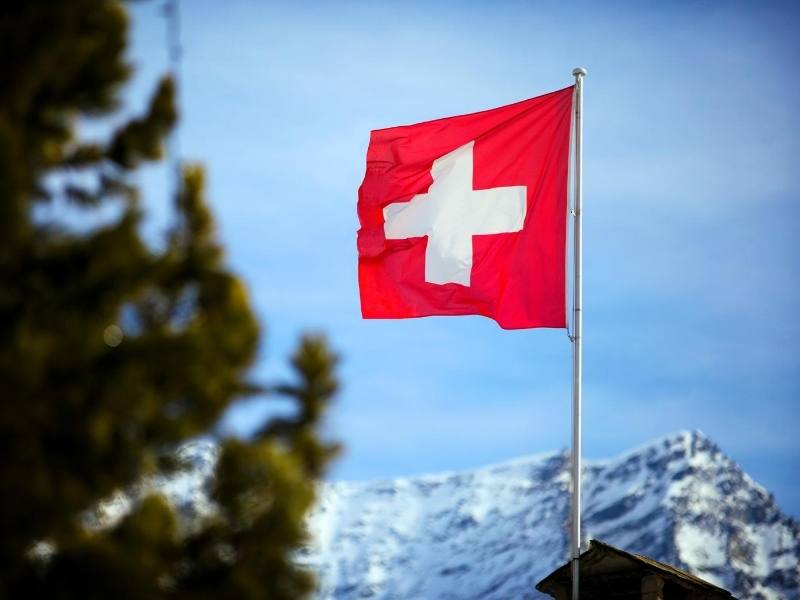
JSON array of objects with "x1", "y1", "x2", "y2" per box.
[{"x1": 570, "y1": 66, "x2": 586, "y2": 600}]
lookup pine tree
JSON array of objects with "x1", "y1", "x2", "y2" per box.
[{"x1": 0, "y1": 2, "x2": 338, "y2": 598}]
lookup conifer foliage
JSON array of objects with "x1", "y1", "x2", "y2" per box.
[{"x1": 0, "y1": 2, "x2": 339, "y2": 598}]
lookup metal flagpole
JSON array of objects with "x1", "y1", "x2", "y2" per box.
[{"x1": 570, "y1": 66, "x2": 587, "y2": 600}]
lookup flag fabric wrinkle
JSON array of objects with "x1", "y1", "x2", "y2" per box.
[{"x1": 358, "y1": 86, "x2": 574, "y2": 330}]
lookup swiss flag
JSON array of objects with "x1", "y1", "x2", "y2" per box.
[{"x1": 357, "y1": 86, "x2": 574, "y2": 330}]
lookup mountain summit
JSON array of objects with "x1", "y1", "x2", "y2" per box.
[
  {"x1": 303, "y1": 431, "x2": 799, "y2": 600},
  {"x1": 112, "y1": 432, "x2": 798, "y2": 599}
]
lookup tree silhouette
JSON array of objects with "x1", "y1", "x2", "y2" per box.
[{"x1": 0, "y1": 2, "x2": 338, "y2": 598}]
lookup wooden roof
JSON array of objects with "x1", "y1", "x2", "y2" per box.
[{"x1": 536, "y1": 539, "x2": 737, "y2": 599}]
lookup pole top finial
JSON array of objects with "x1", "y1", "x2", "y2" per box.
[{"x1": 572, "y1": 67, "x2": 587, "y2": 78}]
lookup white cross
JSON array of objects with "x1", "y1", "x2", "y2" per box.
[{"x1": 383, "y1": 140, "x2": 527, "y2": 286}]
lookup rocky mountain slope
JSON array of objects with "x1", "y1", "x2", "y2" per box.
[
  {"x1": 302, "y1": 431, "x2": 799, "y2": 600},
  {"x1": 107, "y1": 431, "x2": 799, "y2": 599}
]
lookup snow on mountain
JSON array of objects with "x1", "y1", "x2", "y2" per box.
[
  {"x1": 90, "y1": 440, "x2": 219, "y2": 532},
  {"x1": 112, "y1": 431, "x2": 799, "y2": 600},
  {"x1": 301, "y1": 431, "x2": 799, "y2": 600}
]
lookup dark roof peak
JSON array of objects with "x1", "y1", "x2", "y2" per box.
[{"x1": 536, "y1": 539, "x2": 737, "y2": 599}]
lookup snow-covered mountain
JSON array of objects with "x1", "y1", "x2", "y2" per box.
[
  {"x1": 302, "y1": 431, "x2": 799, "y2": 600},
  {"x1": 129, "y1": 431, "x2": 799, "y2": 600}
]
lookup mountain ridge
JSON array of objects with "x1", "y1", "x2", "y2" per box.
[
  {"x1": 303, "y1": 430, "x2": 799, "y2": 600},
  {"x1": 98, "y1": 430, "x2": 799, "y2": 600}
]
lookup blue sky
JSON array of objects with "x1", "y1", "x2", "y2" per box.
[{"x1": 124, "y1": 1, "x2": 799, "y2": 517}]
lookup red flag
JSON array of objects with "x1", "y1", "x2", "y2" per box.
[{"x1": 357, "y1": 86, "x2": 574, "y2": 330}]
